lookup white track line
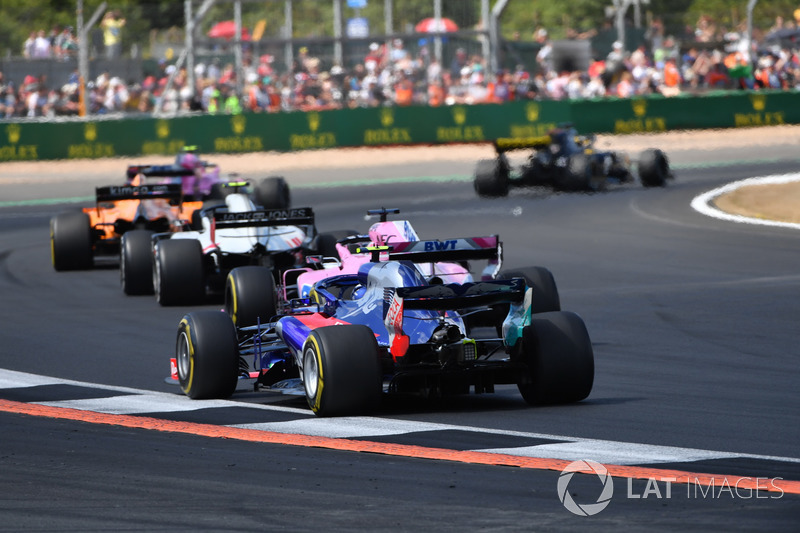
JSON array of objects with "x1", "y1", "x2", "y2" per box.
[
  {"x1": 3, "y1": 369, "x2": 800, "y2": 467},
  {"x1": 691, "y1": 173, "x2": 800, "y2": 229}
]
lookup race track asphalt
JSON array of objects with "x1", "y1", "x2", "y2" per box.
[{"x1": 1, "y1": 145, "x2": 799, "y2": 531}]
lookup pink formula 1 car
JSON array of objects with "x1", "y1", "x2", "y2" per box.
[
  {"x1": 280, "y1": 208, "x2": 561, "y2": 317},
  {"x1": 126, "y1": 147, "x2": 290, "y2": 209}
]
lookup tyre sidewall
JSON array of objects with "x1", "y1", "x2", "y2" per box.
[
  {"x1": 155, "y1": 239, "x2": 204, "y2": 306},
  {"x1": 256, "y1": 177, "x2": 290, "y2": 209},
  {"x1": 225, "y1": 266, "x2": 277, "y2": 328},
  {"x1": 302, "y1": 325, "x2": 382, "y2": 416},
  {"x1": 51, "y1": 212, "x2": 93, "y2": 271},
  {"x1": 120, "y1": 230, "x2": 154, "y2": 295},
  {"x1": 518, "y1": 311, "x2": 594, "y2": 405},
  {"x1": 177, "y1": 311, "x2": 239, "y2": 399}
]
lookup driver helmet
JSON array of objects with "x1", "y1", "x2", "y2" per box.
[{"x1": 177, "y1": 152, "x2": 199, "y2": 170}]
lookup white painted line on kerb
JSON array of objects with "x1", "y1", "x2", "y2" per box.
[
  {"x1": 3, "y1": 369, "x2": 800, "y2": 467},
  {"x1": 691, "y1": 173, "x2": 800, "y2": 230}
]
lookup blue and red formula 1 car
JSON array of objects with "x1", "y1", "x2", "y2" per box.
[{"x1": 170, "y1": 233, "x2": 594, "y2": 416}]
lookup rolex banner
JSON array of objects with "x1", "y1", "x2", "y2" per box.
[{"x1": 1, "y1": 91, "x2": 798, "y2": 161}]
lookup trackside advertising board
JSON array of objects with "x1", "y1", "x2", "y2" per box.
[{"x1": 1, "y1": 91, "x2": 798, "y2": 161}]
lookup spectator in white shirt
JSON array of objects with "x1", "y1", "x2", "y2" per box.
[{"x1": 32, "y1": 30, "x2": 51, "y2": 59}]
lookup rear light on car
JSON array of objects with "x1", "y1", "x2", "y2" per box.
[{"x1": 462, "y1": 340, "x2": 477, "y2": 362}]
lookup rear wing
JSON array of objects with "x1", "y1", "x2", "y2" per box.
[
  {"x1": 493, "y1": 135, "x2": 552, "y2": 154},
  {"x1": 394, "y1": 278, "x2": 525, "y2": 310},
  {"x1": 126, "y1": 162, "x2": 215, "y2": 180},
  {"x1": 212, "y1": 207, "x2": 315, "y2": 229},
  {"x1": 126, "y1": 164, "x2": 192, "y2": 180},
  {"x1": 383, "y1": 278, "x2": 527, "y2": 359},
  {"x1": 358, "y1": 236, "x2": 501, "y2": 265},
  {"x1": 95, "y1": 183, "x2": 183, "y2": 202}
]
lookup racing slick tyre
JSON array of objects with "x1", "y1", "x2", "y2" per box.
[
  {"x1": 500, "y1": 266, "x2": 561, "y2": 314},
  {"x1": 176, "y1": 311, "x2": 239, "y2": 399},
  {"x1": 638, "y1": 148, "x2": 669, "y2": 188},
  {"x1": 50, "y1": 212, "x2": 92, "y2": 271},
  {"x1": 556, "y1": 153, "x2": 593, "y2": 191},
  {"x1": 225, "y1": 266, "x2": 277, "y2": 328},
  {"x1": 314, "y1": 230, "x2": 359, "y2": 260},
  {"x1": 154, "y1": 239, "x2": 204, "y2": 306},
  {"x1": 190, "y1": 209, "x2": 204, "y2": 231},
  {"x1": 120, "y1": 230, "x2": 154, "y2": 295},
  {"x1": 207, "y1": 182, "x2": 232, "y2": 201},
  {"x1": 302, "y1": 325, "x2": 382, "y2": 416},
  {"x1": 474, "y1": 158, "x2": 510, "y2": 198},
  {"x1": 517, "y1": 311, "x2": 594, "y2": 405},
  {"x1": 256, "y1": 176, "x2": 291, "y2": 209}
]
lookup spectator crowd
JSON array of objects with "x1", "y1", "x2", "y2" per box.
[{"x1": 3, "y1": 8, "x2": 800, "y2": 119}]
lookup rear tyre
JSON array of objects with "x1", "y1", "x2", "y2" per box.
[
  {"x1": 303, "y1": 325, "x2": 382, "y2": 416},
  {"x1": 255, "y1": 176, "x2": 290, "y2": 209},
  {"x1": 638, "y1": 148, "x2": 669, "y2": 187},
  {"x1": 517, "y1": 311, "x2": 594, "y2": 405},
  {"x1": 154, "y1": 239, "x2": 204, "y2": 306},
  {"x1": 225, "y1": 266, "x2": 277, "y2": 328},
  {"x1": 474, "y1": 158, "x2": 510, "y2": 198},
  {"x1": 556, "y1": 153, "x2": 592, "y2": 191},
  {"x1": 500, "y1": 266, "x2": 560, "y2": 314},
  {"x1": 176, "y1": 311, "x2": 239, "y2": 399},
  {"x1": 190, "y1": 209, "x2": 203, "y2": 231},
  {"x1": 207, "y1": 182, "x2": 231, "y2": 201},
  {"x1": 51, "y1": 212, "x2": 92, "y2": 271},
  {"x1": 120, "y1": 230, "x2": 154, "y2": 295}
]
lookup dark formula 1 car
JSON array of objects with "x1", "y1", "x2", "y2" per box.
[
  {"x1": 50, "y1": 181, "x2": 202, "y2": 271},
  {"x1": 170, "y1": 236, "x2": 594, "y2": 417},
  {"x1": 474, "y1": 124, "x2": 673, "y2": 197}
]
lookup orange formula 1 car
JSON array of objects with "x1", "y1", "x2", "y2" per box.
[{"x1": 50, "y1": 175, "x2": 203, "y2": 271}]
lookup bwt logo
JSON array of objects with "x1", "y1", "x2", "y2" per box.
[{"x1": 423, "y1": 240, "x2": 457, "y2": 251}]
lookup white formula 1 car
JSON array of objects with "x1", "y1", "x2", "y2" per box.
[{"x1": 119, "y1": 181, "x2": 317, "y2": 306}]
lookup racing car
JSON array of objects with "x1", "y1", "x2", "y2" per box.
[
  {"x1": 474, "y1": 124, "x2": 672, "y2": 197},
  {"x1": 50, "y1": 178, "x2": 203, "y2": 271},
  {"x1": 143, "y1": 184, "x2": 317, "y2": 306},
  {"x1": 170, "y1": 235, "x2": 594, "y2": 416},
  {"x1": 128, "y1": 146, "x2": 290, "y2": 208},
  {"x1": 287, "y1": 208, "x2": 561, "y2": 322}
]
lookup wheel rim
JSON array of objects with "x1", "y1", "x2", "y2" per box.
[
  {"x1": 225, "y1": 282, "x2": 236, "y2": 324},
  {"x1": 303, "y1": 347, "x2": 319, "y2": 399},
  {"x1": 177, "y1": 331, "x2": 191, "y2": 380},
  {"x1": 120, "y1": 246, "x2": 127, "y2": 290},
  {"x1": 153, "y1": 251, "x2": 162, "y2": 303}
]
